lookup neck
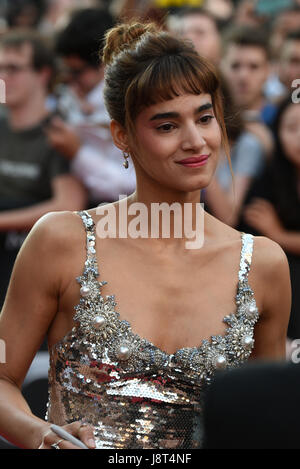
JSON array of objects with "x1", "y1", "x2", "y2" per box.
[
  {"x1": 111, "y1": 184, "x2": 205, "y2": 250},
  {"x1": 128, "y1": 187, "x2": 202, "y2": 207},
  {"x1": 245, "y1": 95, "x2": 265, "y2": 112},
  {"x1": 9, "y1": 90, "x2": 48, "y2": 130}
]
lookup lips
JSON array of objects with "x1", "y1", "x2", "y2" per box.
[{"x1": 177, "y1": 155, "x2": 210, "y2": 164}]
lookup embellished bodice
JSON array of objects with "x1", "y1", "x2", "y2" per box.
[{"x1": 46, "y1": 211, "x2": 260, "y2": 449}]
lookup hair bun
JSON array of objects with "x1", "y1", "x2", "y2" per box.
[{"x1": 102, "y1": 21, "x2": 159, "y2": 66}]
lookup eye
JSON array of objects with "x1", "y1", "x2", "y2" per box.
[
  {"x1": 199, "y1": 115, "x2": 215, "y2": 125},
  {"x1": 156, "y1": 123, "x2": 176, "y2": 132}
]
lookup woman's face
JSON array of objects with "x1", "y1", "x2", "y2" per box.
[
  {"x1": 279, "y1": 103, "x2": 300, "y2": 169},
  {"x1": 130, "y1": 93, "x2": 222, "y2": 193}
]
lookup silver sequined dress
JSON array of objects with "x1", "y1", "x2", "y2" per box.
[{"x1": 45, "y1": 211, "x2": 260, "y2": 449}]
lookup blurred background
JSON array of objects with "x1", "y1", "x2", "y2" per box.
[{"x1": 0, "y1": 0, "x2": 299, "y2": 448}]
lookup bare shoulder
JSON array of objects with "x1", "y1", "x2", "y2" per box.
[
  {"x1": 25, "y1": 210, "x2": 85, "y2": 254},
  {"x1": 248, "y1": 236, "x2": 291, "y2": 359},
  {"x1": 12, "y1": 210, "x2": 87, "y2": 299},
  {"x1": 251, "y1": 235, "x2": 291, "y2": 321},
  {"x1": 213, "y1": 215, "x2": 290, "y2": 271},
  {"x1": 251, "y1": 235, "x2": 290, "y2": 276}
]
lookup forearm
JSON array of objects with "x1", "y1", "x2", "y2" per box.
[
  {"x1": 0, "y1": 195, "x2": 84, "y2": 232},
  {"x1": 0, "y1": 378, "x2": 50, "y2": 448},
  {"x1": 0, "y1": 200, "x2": 63, "y2": 231},
  {"x1": 271, "y1": 230, "x2": 300, "y2": 255},
  {"x1": 72, "y1": 145, "x2": 136, "y2": 202},
  {"x1": 204, "y1": 181, "x2": 238, "y2": 227}
]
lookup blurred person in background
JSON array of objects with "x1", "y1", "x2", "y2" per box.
[
  {"x1": 204, "y1": 76, "x2": 267, "y2": 227},
  {"x1": 39, "y1": 0, "x2": 107, "y2": 34},
  {"x1": 166, "y1": 7, "x2": 222, "y2": 66},
  {"x1": 277, "y1": 30, "x2": 300, "y2": 96},
  {"x1": 264, "y1": 6, "x2": 300, "y2": 103},
  {"x1": 269, "y1": 5, "x2": 300, "y2": 57},
  {"x1": 50, "y1": 8, "x2": 136, "y2": 205},
  {"x1": 204, "y1": 0, "x2": 234, "y2": 23},
  {"x1": 233, "y1": 0, "x2": 268, "y2": 27},
  {"x1": 238, "y1": 96, "x2": 300, "y2": 343},
  {"x1": 220, "y1": 25, "x2": 275, "y2": 161},
  {"x1": 4, "y1": 0, "x2": 48, "y2": 30},
  {"x1": 0, "y1": 29, "x2": 86, "y2": 307},
  {"x1": 221, "y1": 26, "x2": 278, "y2": 126},
  {"x1": 232, "y1": 0, "x2": 298, "y2": 29},
  {"x1": 114, "y1": 0, "x2": 157, "y2": 19}
]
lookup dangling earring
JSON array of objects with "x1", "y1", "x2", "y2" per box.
[{"x1": 123, "y1": 150, "x2": 130, "y2": 169}]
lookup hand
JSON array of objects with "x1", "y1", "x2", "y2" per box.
[
  {"x1": 243, "y1": 197, "x2": 284, "y2": 238},
  {"x1": 45, "y1": 116, "x2": 81, "y2": 160},
  {"x1": 38, "y1": 421, "x2": 96, "y2": 449}
]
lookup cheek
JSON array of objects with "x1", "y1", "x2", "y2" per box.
[
  {"x1": 134, "y1": 131, "x2": 176, "y2": 161},
  {"x1": 8, "y1": 77, "x2": 30, "y2": 97},
  {"x1": 26, "y1": 75, "x2": 41, "y2": 91},
  {"x1": 258, "y1": 70, "x2": 268, "y2": 83},
  {"x1": 208, "y1": 123, "x2": 222, "y2": 148}
]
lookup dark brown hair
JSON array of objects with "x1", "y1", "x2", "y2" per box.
[
  {"x1": 222, "y1": 25, "x2": 271, "y2": 60},
  {"x1": 102, "y1": 21, "x2": 232, "y2": 177},
  {"x1": 0, "y1": 29, "x2": 56, "y2": 90}
]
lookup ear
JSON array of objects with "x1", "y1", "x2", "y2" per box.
[{"x1": 110, "y1": 119, "x2": 129, "y2": 152}]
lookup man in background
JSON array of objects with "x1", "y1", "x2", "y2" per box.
[
  {"x1": 221, "y1": 25, "x2": 278, "y2": 126},
  {"x1": 48, "y1": 8, "x2": 136, "y2": 206},
  {"x1": 167, "y1": 7, "x2": 222, "y2": 65},
  {"x1": 278, "y1": 29, "x2": 300, "y2": 95},
  {"x1": 220, "y1": 26, "x2": 275, "y2": 158},
  {"x1": 0, "y1": 29, "x2": 86, "y2": 307}
]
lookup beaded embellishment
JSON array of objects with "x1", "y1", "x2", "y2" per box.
[{"x1": 72, "y1": 211, "x2": 259, "y2": 384}]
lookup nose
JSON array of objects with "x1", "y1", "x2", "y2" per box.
[{"x1": 181, "y1": 122, "x2": 207, "y2": 152}]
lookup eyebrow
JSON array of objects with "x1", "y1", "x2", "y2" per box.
[{"x1": 149, "y1": 103, "x2": 213, "y2": 121}]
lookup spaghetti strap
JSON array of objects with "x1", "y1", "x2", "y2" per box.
[
  {"x1": 74, "y1": 211, "x2": 108, "y2": 300},
  {"x1": 238, "y1": 232, "x2": 254, "y2": 284},
  {"x1": 75, "y1": 210, "x2": 99, "y2": 276}
]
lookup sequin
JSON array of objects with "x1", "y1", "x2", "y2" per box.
[{"x1": 45, "y1": 211, "x2": 260, "y2": 449}]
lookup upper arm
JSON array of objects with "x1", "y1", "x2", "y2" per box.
[
  {"x1": 251, "y1": 236, "x2": 292, "y2": 360},
  {"x1": 0, "y1": 211, "x2": 71, "y2": 387},
  {"x1": 51, "y1": 173, "x2": 87, "y2": 210}
]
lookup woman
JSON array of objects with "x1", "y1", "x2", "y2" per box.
[
  {"x1": 0, "y1": 21, "x2": 291, "y2": 449},
  {"x1": 238, "y1": 96, "x2": 300, "y2": 343}
]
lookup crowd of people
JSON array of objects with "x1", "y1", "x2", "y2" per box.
[{"x1": 0, "y1": 0, "x2": 299, "y2": 450}]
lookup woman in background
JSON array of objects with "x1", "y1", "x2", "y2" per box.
[{"x1": 238, "y1": 96, "x2": 300, "y2": 342}]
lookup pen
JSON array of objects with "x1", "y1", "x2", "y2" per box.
[{"x1": 50, "y1": 424, "x2": 89, "y2": 449}]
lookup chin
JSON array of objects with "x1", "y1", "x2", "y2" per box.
[{"x1": 174, "y1": 178, "x2": 212, "y2": 193}]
